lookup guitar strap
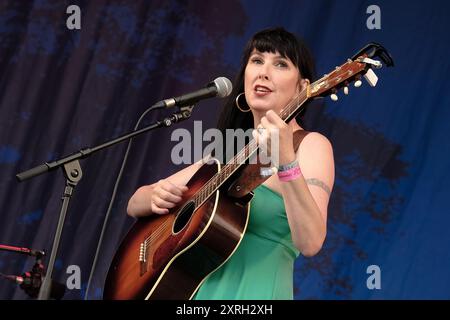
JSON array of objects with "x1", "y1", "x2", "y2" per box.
[{"x1": 227, "y1": 130, "x2": 311, "y2": 198}]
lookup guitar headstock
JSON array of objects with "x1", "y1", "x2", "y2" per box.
[{"x1": 307, "y1": 43, "x2": 393, "y2": 101}]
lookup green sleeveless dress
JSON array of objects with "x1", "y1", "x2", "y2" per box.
[{"x1": 193, "y1": 184, "x2": 299, "y2": 300}]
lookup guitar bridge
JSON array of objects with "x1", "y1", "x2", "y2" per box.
[{"x1": 139, "y1": 240, "x2": 148, "y2": 276}]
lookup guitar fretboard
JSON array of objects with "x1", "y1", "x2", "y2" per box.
[{"x1": 192, "y1": 87, "x2": 309, "y2": 208}]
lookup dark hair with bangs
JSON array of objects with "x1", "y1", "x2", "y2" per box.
[
  {"x1": 241, "y1": 28, "x2": 314, "y2": 81},
  {"x1": 215, "y1": 27, "x2": 316, "y2": 162}
]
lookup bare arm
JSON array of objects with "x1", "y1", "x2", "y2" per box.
[
  {"x1": 280, "y1": 132, "x2": 335, "y2": 256},
  {"x1": 257, "y1": 111, "x2": 335, "y2": 257},
  {"x1": 127, "y1": 159, "x2": 204, "y2": 218}
]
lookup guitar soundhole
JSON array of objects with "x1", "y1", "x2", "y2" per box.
[{"x1": 173, "y1": 201, "x2": 195, "y2": 234}]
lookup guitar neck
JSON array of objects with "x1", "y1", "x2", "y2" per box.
[
  {"x1": 191, "y1": 47, "x2": 391, "y2": 207},
  {"x1": 192, "y1": 88, "x2": 310, "y2": 208}
]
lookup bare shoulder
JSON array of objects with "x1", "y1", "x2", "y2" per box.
[
  {"x1": 300, "y1": 131, "x2": 333, "y2": 152},
  {"x1": 296, "y1": 131, "x2": 334, "y2": 165},
  {"x1": 296, "y1": 131, "x2": 335, "y2": 194}
]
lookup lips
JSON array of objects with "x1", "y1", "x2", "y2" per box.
[{"x1": 254, "y1": 85, "x2": 272, "y2": 94}]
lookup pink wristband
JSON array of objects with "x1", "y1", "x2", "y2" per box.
[{"x1": 277, "y1": 166, "x2": 302, "y2": 182}]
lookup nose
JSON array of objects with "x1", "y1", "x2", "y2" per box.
[
  {"x1": 258, "y1": 72, "x2": 269, "y2": 81},
  {"x1": 258, "y1": 64, "x2": 270, "y2": 81}
]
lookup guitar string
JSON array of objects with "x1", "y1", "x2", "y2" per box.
[
  {"x1": 142, "y1": 89, "x2": 309, "y2": 248},
  {"x1": 189, "y1": 88, "x2": 308, "y2": 202},
  {"x1": 144, "y1": 218, "x2": 172, "y2": 248}
]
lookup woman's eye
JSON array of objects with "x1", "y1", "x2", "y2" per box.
[
  {"x1": 251, "y1": 58, "x2": 263, "y2": 64},
  {"x1": 276, "y1": 61, "x2": 288, "y2": 68}
]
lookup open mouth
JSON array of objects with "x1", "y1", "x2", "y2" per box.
[{"x1": 254, "y1": 85, "x2": 272, "y2": 94}]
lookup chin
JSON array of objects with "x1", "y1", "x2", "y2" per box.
[{"x1": 249, "y1": 101, "x2": 273, "y2": 112}]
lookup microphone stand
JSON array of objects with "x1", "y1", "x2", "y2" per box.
[{"x1": 15, "y1": 105, "x2": 194, "y2": 300}]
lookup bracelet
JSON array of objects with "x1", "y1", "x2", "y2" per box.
[
  {"x1": 277, "y1": 166, "x2": 302, "y2": 182},
  {"x1": 278, "y1": 159, "x2": 299, "y2": 172}
]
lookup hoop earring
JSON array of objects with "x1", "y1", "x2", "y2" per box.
[{"x1": 235, "y1": 93, "x2": 251, "y2": 113}]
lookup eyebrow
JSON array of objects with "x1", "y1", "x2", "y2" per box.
[{"x1": 250, "y1": 52, "x2": 288, "y2": 60}]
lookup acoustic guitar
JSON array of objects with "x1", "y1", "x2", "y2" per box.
[{"x1": 103, "y1": 43, "x2": 393, "y2": 300}]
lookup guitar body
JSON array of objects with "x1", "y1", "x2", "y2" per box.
[{"x1": 103, "y1": 159, "x2": 251, "y2": 300}]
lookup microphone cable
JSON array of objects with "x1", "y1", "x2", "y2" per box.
[
  {"x1": 84, "y1": 76, "x2": 232, "y2": 299},
  {"x1": 83, "y1": 103, "x2": 163, "y2": 300}
]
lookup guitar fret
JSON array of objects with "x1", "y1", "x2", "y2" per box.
[
  {"x1": 238, "y1": 152, "x2": 244, "y2": 164},
  {"x1": 192, "y1": 90, "x2": 308, "y2": 209},
  {"x1": 221, "y1": 168, "x2": 226, "y2": 183},
  {"x1": 200, "y1": 187, "x2": 205, "y2": 204},
  {"x1": 196, "y1": 194, "x2": 200, "y2": 207},
  {"x1": 222, "y1": 167, "x2": 228, "y2": 182},
  {"x1": 205, "y1": 183, "x2": 210, "y2": 200},
  {"x1": 223, "y1": 165, "x2": 229, "y2": 181},
  {"x1": 227, "y1": 165, "x2": 232, "y2": 178}
]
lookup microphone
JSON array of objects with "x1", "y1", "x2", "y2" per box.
[
  {"x1": 0, "y1": 273, "x2": 24, "y2": 284},
  {"x1": 154, "y1": 76, "x2": 233, "y2": 108},
  {"x1": 0, "y1": 244, "x2": 45, "y2": 258}
]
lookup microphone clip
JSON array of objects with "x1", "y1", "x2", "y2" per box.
[
  {"x1": 163, "y1": 105, "x2": 194, "y2": 127},
  {"x1": 178, "y1": 105, "x2": 194, "y2": 119}
]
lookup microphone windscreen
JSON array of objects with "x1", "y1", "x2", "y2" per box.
[{"x1": 213, "y1": 77, "x2": 233, "y2": 98}]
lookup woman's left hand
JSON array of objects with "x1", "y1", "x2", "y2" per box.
[{"x1": 252, "y1": 110, "x2": 296, "y2": 167}]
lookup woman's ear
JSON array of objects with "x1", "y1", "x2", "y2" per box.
[
  {"x1": 300, "y1": 78, "x2": 309, "y2": 91},
  {"x1": 296, "y1": 78, "x2": 309, "y2": 93}
]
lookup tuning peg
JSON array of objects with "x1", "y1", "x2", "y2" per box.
[
  {"x1": 343, "y1": 86, "x2": 349, "y2": 95},
  {"x1": 353, "y1": 75, "x2": 362, "y2": 88},
  {"x1": 330, "y1": 88, "x2": 338, "y2": 101}
]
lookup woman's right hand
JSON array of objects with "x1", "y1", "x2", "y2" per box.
[
  {"x1": 150, "y1": 179, "x2": 189, "y2": 215},
  {"x1": 128, "y1": 160, "x2": 202, "y2": 218}
]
